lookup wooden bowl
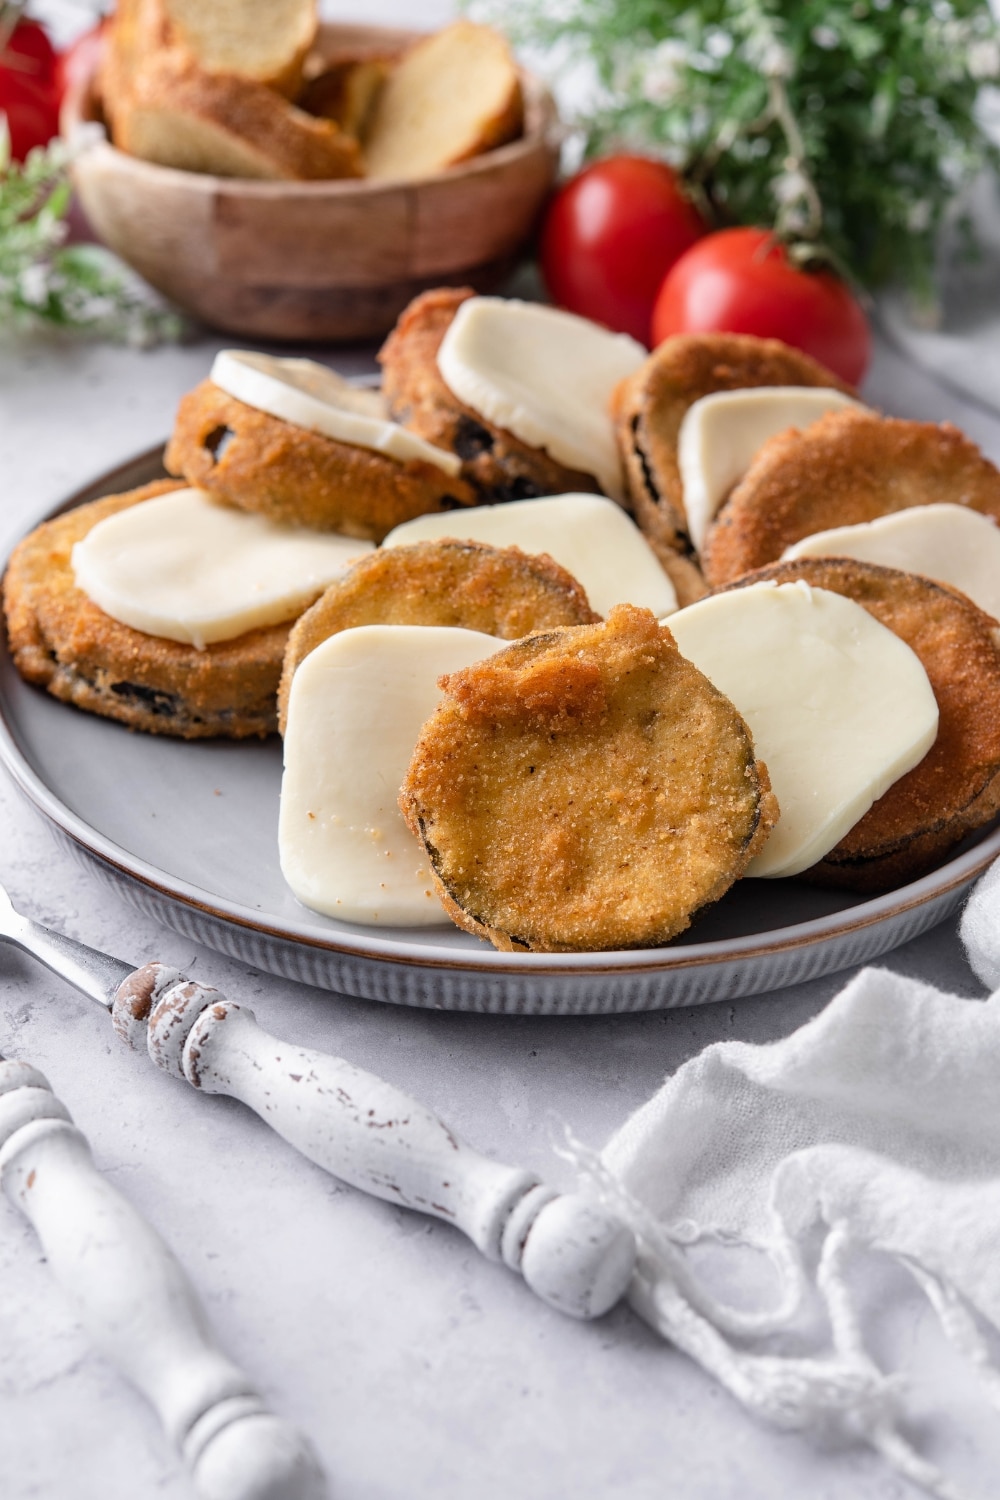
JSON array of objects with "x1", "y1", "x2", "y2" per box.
[{"x1": 63, "y1": 23, "x2": 560, "y2": 343}]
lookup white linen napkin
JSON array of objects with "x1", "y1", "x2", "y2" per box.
[{"x1": 576, "y1": 886, "x2": 1000, "y2": 1500}]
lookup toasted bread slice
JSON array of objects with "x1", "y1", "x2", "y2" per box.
[
  {"x1": 102, "y1": 0, "x2": 315, "y2": 102},
  {"x1": 364, "y1": 20, "x2": 523, "y2": 181},
  {"x1": 98, "y1": 0, "x2": 163, "y2": 136},
  {"x1": 299, "y1": 56, "x2": 390, "y2": 139},
  {"x1": 159, "y1": 0, "x2": 317, "y2": 98},
  {"x1": 702, "y1": 411, "x2": 1000, "y2": 587},
  {"x1": 111, "y1": 51, "x2": 362, "y2": 180},
  {"x1": 611, "y1": 334, "x2": 854, "y2": 558}
]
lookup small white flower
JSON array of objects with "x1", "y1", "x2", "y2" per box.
[
  {"x1": 772, "y1": 168, "x2": 812, "y2": 206},
  {"x1": 765, "y1": 42, "x2": 794, "y2": 76},
  {"x1": 811, "y1": 24, "x2": 840, "y2": 50},
  {"x1": 937, "y1": 17, "x2": 973, "y2": 50},
  {"x1": 17, "y1": 263, "x2": 51, "y2": 309},
  {"x1": 779, "y1": 202, "x2": 812, "y2": 233},
  {"x1": 745, "y1": 32, "x2": 794, "y2": 79},
  {"x1": 704, "y1": 28, "x2": 734, "y2": 62},
  {"x1": 639, "y1": 40, "x2": 690, "y2": 105},
  {"x1": 969, "y1": 38, "x2": 1000, "y2": 80}
]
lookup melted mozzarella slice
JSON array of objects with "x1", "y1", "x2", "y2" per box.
[
  {"x1": 279, "y1": 625, "x2": 502, "y2": 925},
  {"x1": 211, "y1": 350, "x2": 461, "y2": 476},
  {"x1": 782, "y1": 503, "x2": 1000, "y2": 620},
  {"x1": 666, "y1": 581, "x2": 938, "y2": 878},
  {"x1": 436, "y1": 297, "x2": 645, "y2": 501},
  {"x1": 679, "y1": 387, "x2": 861, "y2": 553},
  {"x1": 72, "y1": 488, "x2": 373, "y2": 649},
  {"x1": 383, "y1": 492, "x2": 677, "y2": 617}
]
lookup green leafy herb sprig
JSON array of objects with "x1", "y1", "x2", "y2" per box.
[
  {"x1": 474, "y1": 0, "x2": 1000, "y2": 305},
  {"x1": 0, "y1": 129, "x2": 184, "y2": 345}
]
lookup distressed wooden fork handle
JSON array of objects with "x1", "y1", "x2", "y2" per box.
[
  {"x1": 0, "y1": 1057, "x2": 326, "y2": 1500},
  {"x1": 113, "y1": 964, "x2": 638, "y2": 1322}
]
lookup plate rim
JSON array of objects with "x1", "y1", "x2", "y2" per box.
[{"x1": 2, "y1": 444, "x2": 997, "y2": 986}]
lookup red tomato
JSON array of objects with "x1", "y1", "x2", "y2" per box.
[
  {"x1": 54, "y1": 18, "x2": 109, "y2": 107},
  {"x1": 0, "y1": 19, "x2": 60, "y2": 160},
  {"x1": 540, "y1": 155, "x2": 707, "y2": 345},
  {"x1": 2, "y1": 17, "x2": 58, "y2": 92},
  {"x1": 0, "y1": 71, "x2": 60, "y2": 160},
  {"x1": 652, "y1": 226, "x2": 871, "y2": 386}
]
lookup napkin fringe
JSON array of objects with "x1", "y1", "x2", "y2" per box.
[{"x1": 561, "y1": 1130, "x2": 994, "y2": 1500}]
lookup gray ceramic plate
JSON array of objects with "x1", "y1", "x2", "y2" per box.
[{"x1": 2, "y1": 446, "x2": 998, "y2": 1015}]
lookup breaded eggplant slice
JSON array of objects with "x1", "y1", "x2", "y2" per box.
[
  {"x1": 721, "y1": 558, "x2": 1000, "y2": 890},
  {"x1": 399, "y1": 603, "x2": 778, "y2": 952},
  {"x1": 165, "y1": 379, "x2": 476, "y2": 542},
  {"x1": 3, "y1": 482, "x2": 289, "y2": 739},
  {"x1": 278, "y1": 538, "x2": 600, "y2": 732},
  {"x1": 702, "y1": 411, "x2": 1000, "y2": 587},
  {"x1": 378, "y1": 287, "x2": 604, "y2": 504},
  {"x1": 611, "y1": 333, "x2": 854, "y2": 558},
  {"x1": 643, "y1": 534, "x2": 710, "y2": 608}
]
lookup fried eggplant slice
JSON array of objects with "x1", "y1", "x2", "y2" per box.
[
  {"x1": 3, "y1": 482, "x2": 289, "y2": 739},
  {"x1": 399, "y1": 603, "x2": 778, "y2": 952},
  {"x1": 166, "y1": 379, "x2": 476, "y2": 541},
  {"x1": 720, "y1": 558, "x2": 1000, "y2": 890},
  {"x1": 278, "y1": 538, "x2": 599, "y2": 732},
  {"x1": 378, "y1": 287, "x2": 603, "y2": 504},
  {"x1": 702, "y1": 410, "x2": 1000, "y2": 587},
  {"x1": 642, "y1": 533, "x2": 710, "y2": 608},
  {"x1": 611, "y1": 333, "x2": 853, "y2": 558}
]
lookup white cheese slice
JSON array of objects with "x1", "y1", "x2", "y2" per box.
[
  {"x1": 383, "y1": 492, "x2": 677, "y2": 617},
  {"x1": 666, "y1": 581, "x2": 938, "y2": 878},
  {"x1": 435, "y1": 297, "x2": 645, "y2": 502},
  {"x1": 679, "y1": 387, "x2": 861, "y2": 553},
  {"x1": 210, "y1": 350, "x2": 462, "y2": 477},
  {"x1": 279, "y1": 625, "x2": 502, "y2": 925},
  {"x1": 72, "y1": 488, "x2": 373, "y2": 650},
  {"x1": 781, "y1": 502, "x2": 1000, "y2": 621}
]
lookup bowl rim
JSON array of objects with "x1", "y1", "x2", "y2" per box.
[{"x1": 62, "y1": 22, "x2": 561, "y2": 200}]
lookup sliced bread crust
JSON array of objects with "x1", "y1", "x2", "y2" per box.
[
  {"x1": 162, "y1": 0, "x2": 317, "y2": 99},
  {"x1": 299, "y1": 55, "x2": 391, "y2": 138},
  {"x1": 111, "y1": 51, "x2": 362, "y2": 180},
  {"x1": 364, "y1": 20, "x2": 523, "y2": 181}
]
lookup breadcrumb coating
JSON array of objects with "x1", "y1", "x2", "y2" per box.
[
  {"x1": 611, "y1": 332, "x2": 853, "y2": 557},
  {"x1": 399, "y1": 603, "x2": 778, "y2": 951},
  {"x1": 378, "y1": 287, "x2": 604, "y2": 504},
  {"x1": 3, "y1": 482, "x2": 290, "y2": 739},
  {"x1": 166, "y1": 379, "x2": 476, "y2": 541},
  {"x1": 702, "y1": 411, "x2": 1000, "y2": 586},
  {"x1": 720, "y1": 558, "x2": 1000, "y2": 889},
  {"x1": 278, "y1": 537, "x2": 600, "y2": 732}
]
